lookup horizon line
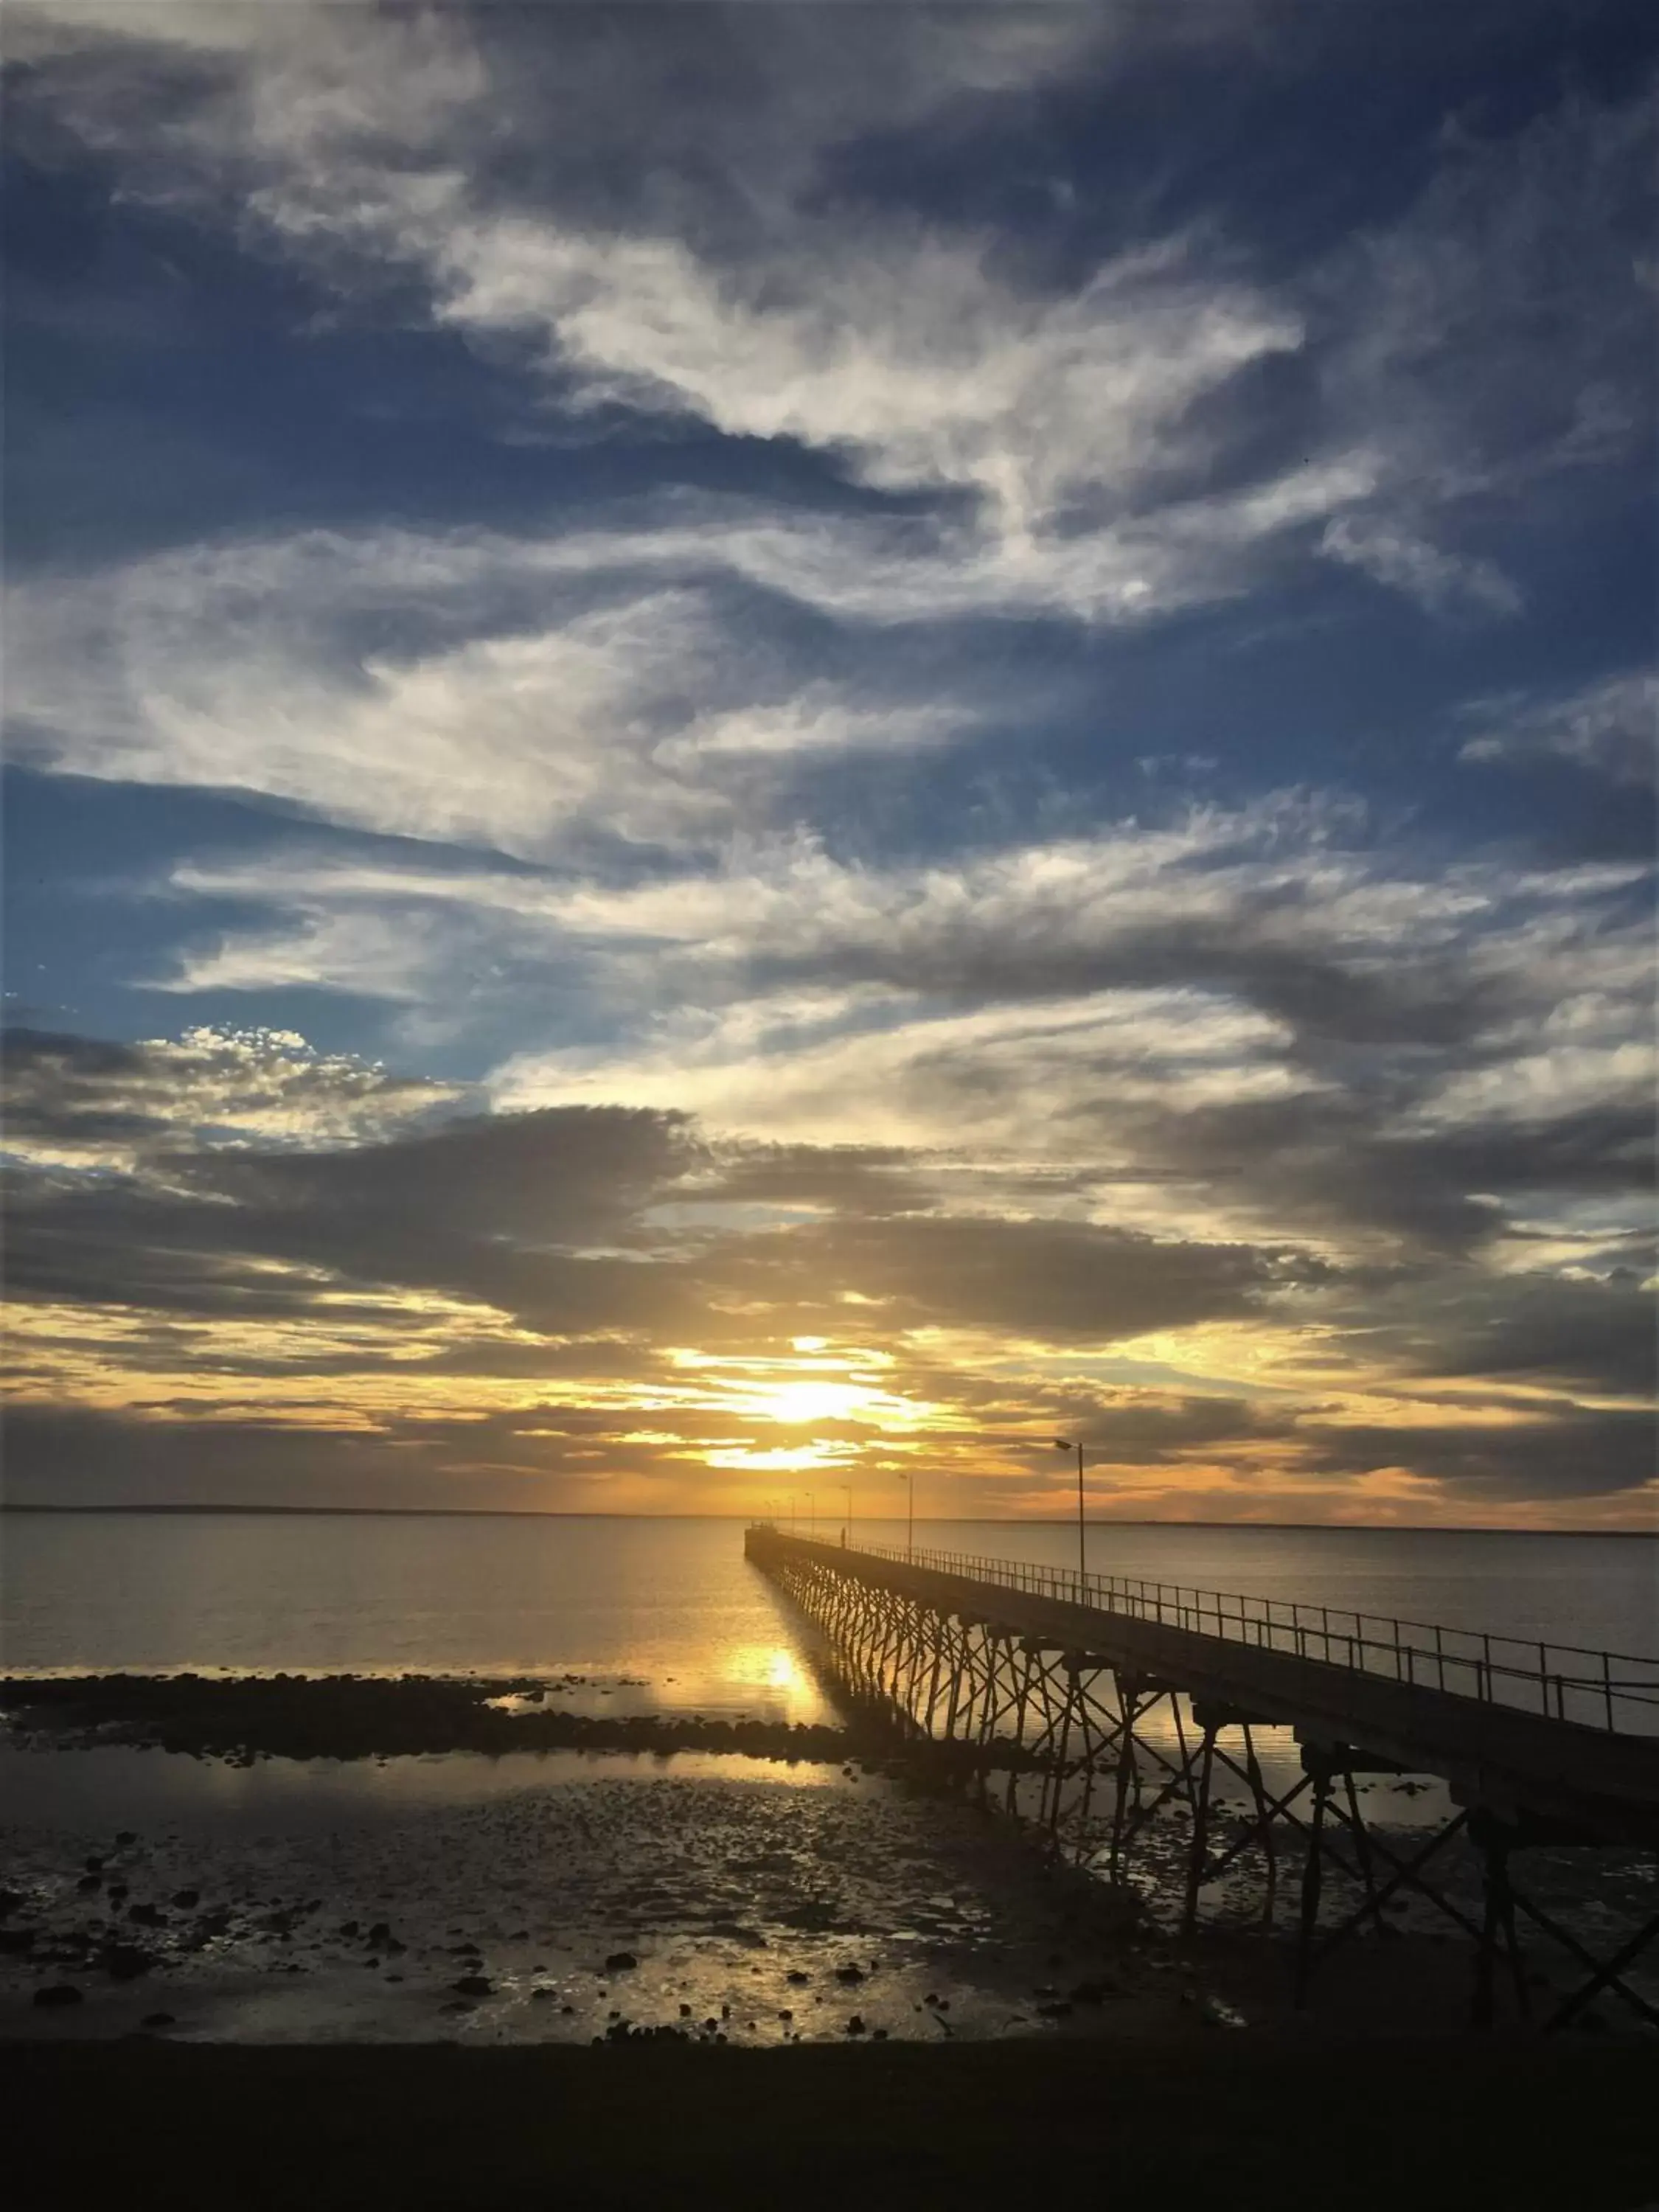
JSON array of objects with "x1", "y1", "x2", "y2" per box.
[{"x1": 1, "y1": 1503, "x2": 1651, "y2": 1537}]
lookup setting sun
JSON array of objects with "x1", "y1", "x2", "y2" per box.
[{"x1": 744, "y1": 1377, "x2": 898, "y2": 1426}]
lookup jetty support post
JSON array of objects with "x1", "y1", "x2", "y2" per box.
[{"x1": 1294, "y1": 1747, "x2": 1334, "y2": 2008}]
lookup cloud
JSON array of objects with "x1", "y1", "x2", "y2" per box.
[
  {"x1": 476, "y1": 808, "x2": 1652, "y2": 1243},
  {"x1": 90, "y1": 782, "x2": 1649, "y2": 1265},
  {"x1": 1, "y1": 1023, "x2": 466, "y2": 1169},
  {"x1": 4, "y1": 10, "x2": 1654, "y2": 1526},
  {"x1": 7, "y1": 549, "x2": 728, "y2": 858},
  {"x1": 19, "y1": 0, "x2": 1635, "y2": 630},
  {"x1": 1297, "y1": 1402, "x2": 1658, "y2": 1507},
  {"x1": 1310, "y1": 80, "x2": 1655, "y2": 594},
  {"x1": 427, "y1": 212, "x2": 1304, "y2": 538},
  {"x1": 714, "y1": 1210, "x2": 1298, "y2": 1346},
  {"x1": 1425, "y1": 1272, "x2": 1659, "y2": 1402},
  {"x1": 1318, "y1": 517, "x2": 1520, "y2": 616},
  {"x1": 1460, "y1": 670, "x2": 1659, "y2": 790},
  {"x1": 7, "y1": 522, "x2": 1012, "y2": 867},
  {"x1": 4, "y1": 1022, "x2": 1651, "y2": 1520},
  {"x1": 13, "y1": 8, "x2": 1648, "y2": 919},
  {"x1": 2, "y1": 1077, "x2": 1276, "y2": 1353}
]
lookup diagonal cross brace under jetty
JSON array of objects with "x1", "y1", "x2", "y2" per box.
[{"x1": 745, "y1": 1526, "x2": 1659, "y2": 2030}]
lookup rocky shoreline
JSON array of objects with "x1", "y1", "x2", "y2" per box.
[{"x1": 1, "y1": 1672, "x2": 890, "y2": 1765}]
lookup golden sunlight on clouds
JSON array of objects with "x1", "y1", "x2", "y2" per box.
[
  {"x1": 667, "y1": 1346, "x2": 944, "y2": 1434},
  {"x1": 7, "y1": 1181, "x2": 1650, "y2": 1526},
  {"x1": 702, "y1": 1441, "x2": 859, "y2": 1472}
]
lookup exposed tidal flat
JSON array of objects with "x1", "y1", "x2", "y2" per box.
[
  {"x1": 4, "y1": 1668, "x2": 1655, "y2": 2058},
  {"x1": 0, "y1": 1674, "x2": 1253, "y2": 2050}
]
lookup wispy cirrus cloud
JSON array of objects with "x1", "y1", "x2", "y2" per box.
[
  {"x1": 1459, "y1": 669, "x2": 1658, "y2": 790},
  {"x1": 16, "y1": 0, "x2": 1644, "y2": 632},
  {"x1": 1318, "y1": 517, "x2": 1522, "y2": 617},
  {"x1": 6, "y1": 524, "x2": 990, "y2": 860}
]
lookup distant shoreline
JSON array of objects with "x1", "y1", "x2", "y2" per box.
[{"x1": 1, "y1": 1503, "x2": 1651, "y2": 1535}]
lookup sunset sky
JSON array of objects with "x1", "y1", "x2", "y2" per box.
[{"x1": 4, "y1": 1, "x2": 1655, "y2": 1525}]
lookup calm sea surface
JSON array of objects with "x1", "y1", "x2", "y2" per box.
[{"x1": 2, "y1": 1514, "x2": 1654, "y2": 1720}]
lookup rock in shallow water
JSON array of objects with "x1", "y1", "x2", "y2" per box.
[{"x1": 100, "y1": 1944, "x2": 155, "y2": 1981}]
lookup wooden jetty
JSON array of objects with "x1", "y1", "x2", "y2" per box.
[{"x1": 745, "y1": 1526, "x2": 1659, "y2": 2031}]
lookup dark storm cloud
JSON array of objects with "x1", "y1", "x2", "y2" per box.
[
  {"x1": 203, "y1": 1102, "x2": 698, "y2": 1245},
  {"x1": 1447, "y1": 1279, "x2": 1658, "y2": 1401},
  {"x1": 7, "y1": 1026, "x2": 1649, "y2": 1399},
  {"x1": 956, "y1": 1377, "x2": 1659, "y2": 1511},
  {"x1": 1135, "y1": 1091, "x2": 1657, "y2": 1254},
  {"x1": 1299, "y1": 1403, "x2": 1658, "y2": 1506},
  {"x1": 6, "y1": 1085, "x2": 1653, "y2": 1518},
  {"x1": 2, "y1": 1114, "x2": 1284, "y2": 1358},
  {"x1": 1357, "y1": 1266, "x2": 1659, "y2": 1402},
  {"x1": 695, "y1": 1142, "x2": 931, "y2": 1217},
  {"x1": 1, "y1": 1029, "x2": 163, "y2": 1150},
  {"x1": 0, "y1": 1401, "x2": 692, "y2": 1512},
  {"x1": 6, "y1": 1025, "x2": 1291, "y2": 1349},
  {"x1": 2, "y1": 1035, "x2": 709, "y2": 1332},
  {"x1": 1015, "y1": 1388, "x2": 1279, "y2": 1469},
  {"x1": 714, "y1": 1211, "x2": 1301, "y2": 1345},
  {"x1": 2, "y1": 1167, "x2": 706, "y2": 1340}
]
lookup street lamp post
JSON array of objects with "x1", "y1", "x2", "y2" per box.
[
  {"x1": 807, "y1": 1491, "x2": 815, "y2": 1541},
  {"x1": 842, "y1": 1483, "x2": 854, "y2": 1548},
  {"x1": 898, "y1": 1469, "x2": 914, "y2": 1562},
  {"x1": 1054, "y1": 1438, "x2": 1086, "y2": 1584}
]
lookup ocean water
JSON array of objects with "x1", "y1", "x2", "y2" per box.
[{"x1": 2, "y1": 1512, "x2": 1654, "y2": 1693}]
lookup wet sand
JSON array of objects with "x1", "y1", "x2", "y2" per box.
[{"x1": 1, "y1": 1746, "x2": 1155, "y2": 2047}]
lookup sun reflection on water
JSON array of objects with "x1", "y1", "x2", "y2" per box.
[{"x1": 720, "y1": 1641, "x2": 816, "y2": 1716}]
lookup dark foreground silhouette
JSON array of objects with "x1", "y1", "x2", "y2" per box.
[{"x1": 9, "y1": 2036, "x2": 1655, "y2": 2212}]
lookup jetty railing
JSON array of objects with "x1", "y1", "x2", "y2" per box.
[{"x1": 768, "y1": 1534, "x2": 1659, "y2": 1736}]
